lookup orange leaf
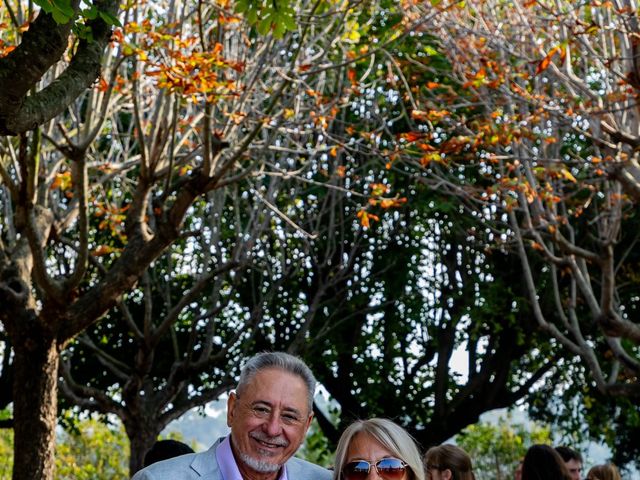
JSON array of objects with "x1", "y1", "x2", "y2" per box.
[
  {"x1": 0, "y1": 45, "x2": 16, "y2": 57},
  {"x1": 536, "y1": 45, "x2": 566, "y2": 75},
  {"x1": 369, "y1": 183, "x2": 389, "y2": 196},
  {"x1": 411, "y1": 110, "x2": 430, "y2": 121},
  {"x1": 111, "y1": 28, "x2": 124, "y2": 43},
  {"x1": 530, "y1": 241, "x2": 545, "y2": 251},
  {"x1": 560, "y1": 168, "x2": 577, "y2": 183},
  {"x1": 399, "y1": 132, "x2": 427, "y2": 143},
  {"x1": 421, "y1": 152, "x2": 442, "y2": 166},
  {"x1": 96, "y1": 77, "x2": 108, "y2": 92},
  {"x1": 50, "y1": 171, "x2": 73, "y2": 190},
  {"x1": 418, "y1": 143, "x2": 436, "y2": 151},
  {"x1": 357, "y1": 209, "x2": 379, "y2": 228},
  {"x1": 535, "y1": 55, "x2": 552, "y2": 75},
  {"x1": 92, "y1": 245, "x2": 117, "y2": 256},
  {"x1": 380, "y1": 197, "x2": 407, "y2": 209}
]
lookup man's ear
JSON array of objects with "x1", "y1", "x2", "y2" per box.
[
  {"x1": 442, "y1": 468, "x2": 453, "y2": 480},
  {"x1": 304, "y1": 412, "x2": 314, "y2": 433},
  {"x1": 227, "y1": 392, "x2": 237, "y2": 427}
]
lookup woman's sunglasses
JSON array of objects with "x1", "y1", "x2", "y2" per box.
[{"x1": 342, "y1": 457, "x2": 409, "y2": 480}]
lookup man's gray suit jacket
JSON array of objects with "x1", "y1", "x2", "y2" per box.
[{"x1": 130, "y1": 438, "x2": 332, "y2": 480}]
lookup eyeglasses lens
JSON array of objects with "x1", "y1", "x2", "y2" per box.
[
  {"x1": 343, "y1": 458, "x2": 407, "y2": 480},
  {"x1": 343, "y1": 461, "x2": 371, "y2": 480},
  {"x1": 377, "y1": 458, "x2": 407, "y2": 479}
]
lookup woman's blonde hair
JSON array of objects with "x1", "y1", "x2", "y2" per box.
[
  {"x1": 333, "y1": 418, "x2": 425, "y2": 480},
  {"x1": 587, "y1": 464, "x2": 622, "y2": 480},
  {"x1": 424, "y1": 444, "x2": 476, "y2": 480}
]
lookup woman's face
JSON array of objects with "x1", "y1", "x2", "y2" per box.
[
  {"x1": 425, "y1": 460, "x2": 452, "y2": 480},
  {"x1": 342, "y1": 432, "x2": 410, "y2": 480}
]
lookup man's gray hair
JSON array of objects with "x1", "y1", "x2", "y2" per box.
[{"x1": 236, "y1": 351, "x2": 316, "y2": 412}]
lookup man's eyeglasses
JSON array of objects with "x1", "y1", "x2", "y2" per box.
[{"x1": 342, "y1": 458, "x2": 409, "y2": 480}]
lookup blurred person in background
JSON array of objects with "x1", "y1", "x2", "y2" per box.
[
  {"x1": 522, "y1": 444, "x2": 571, "y2": 480},
  {"x1": 514, "y1": 458, "x2": 523, "y2": 480},
  {"x1": 143, "y1": 440, "x2": 195, "y2": 467},
  {"x1": 423, "y1": 444, "x2": 476, "y2": 480},
  {"x1": 586, "y1": 463, "x2": 622, "y2": 480},
  {"x1": 556, "y1": 446, "x2": 583, "y2": 480}
]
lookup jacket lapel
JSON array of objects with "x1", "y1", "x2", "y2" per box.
[{"x1": 190, "y1": 439, "x2": 224, "y2": 478}]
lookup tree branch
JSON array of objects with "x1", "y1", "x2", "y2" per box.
[{"x1": 0, "y1": 0, "x2": 119, "y2": 135}]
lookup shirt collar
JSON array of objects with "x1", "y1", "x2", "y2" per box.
[{"x1": 216, "y1": 435, "x2": 289, "y2": 480}]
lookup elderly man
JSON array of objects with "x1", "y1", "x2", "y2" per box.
[{"x1": 132, "y1": 352, "x2": 331, "y2": 480}]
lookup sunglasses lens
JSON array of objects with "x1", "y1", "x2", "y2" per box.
[
  {"x1": 343, "y1": 461, "x2": 371, "y2": 480},
  {"x1": 377, "y1": 458, "x2": 408, "y2": 479}
]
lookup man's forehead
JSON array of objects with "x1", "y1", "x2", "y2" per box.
[
  {"x1": 240, "y1": 369, "x2": 309, "y2": 403},
  {"x1": 246, "y1": 368, "x2": 306, "y2": 387}
]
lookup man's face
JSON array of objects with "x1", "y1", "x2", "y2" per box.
[
  {"x1": 565, "y1": 459, "x2": 582, "y2": 480},
  {"x1": 227, "y1": 368, "x2": 313, "y2": 477}
]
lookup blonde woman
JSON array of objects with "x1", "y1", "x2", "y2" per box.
[
  {"x1": 333, "y1": 418, "x2": 425, "y2": 480},
  {"x1": 587, "y1": 464, "x2": 622, "y2": 480}
]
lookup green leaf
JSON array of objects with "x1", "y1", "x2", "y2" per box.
[
  {"x1": 247, "y1": 6, "x2": 259, "y2": 24},
  {"x1": 82, "y1": 5, "x2": 98, "y2": 20},
  {"x1": 52, "y1": 7, "x2": 73, "y2": 24},
  {"x1": 55, "y1": 0, "x2": 75, "y2": 18},
  {"x1": 273, "y1": 19, "x2": 287, "y2": 39},
  {"x1": 281, "y1": 13, "x2": 296, "y2": 32},
  {"x1": 423, "y1": 45, "x2": 439, "y2": 56},
  {"x1": 33, "y1": 0, "x2": 54, "y2": 14},
  {"x1": 34, "y1": 0, "x2": 76, "y2": 23},
  {"x1": 257, "y1": 17, "x2": 272, "y2": 35},
  {"x1": 98, "y1": 10, "x2": 122, "y2": 27},
  {"x1": 235, "y1": 0, "x2": 249, "y2": 13}
]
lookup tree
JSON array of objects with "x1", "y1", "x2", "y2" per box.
[
  {"x1": 303, "y1": 185, "x2": 559, "y2": 448},
  {"x1": 456, "y1": 414, "x2": 551, "y2": 480},
  {"x1": 0, "y1": 0, "x2": 374, "y2": 477},
  {"x1": 357, "y1": 0, "x2": 640, "y2": 397},
  {"x1": 0, "y1": 0, "x2": 118, "y2": 136},
  {"x1": 0, "y1": 411, "x2": 12, "y2": 479},
  {"x1": 248, "y1": 1, "x2": 561, "y2": 449},
  {"x1": 1, "y1": 0, "x2": 119, "y2": 476},
  {"x1": 55, "y1": 417, "x2": 130, "y2": 480},
  {"x1": 528, "y1": 359, "x2": 640, "y2": 471},
  {"x1": 0, "y1": 415, "x2": 132, "y2": 479},
  {"x1": 0, "y1": 334, "x2": 11, "y2": 428}
]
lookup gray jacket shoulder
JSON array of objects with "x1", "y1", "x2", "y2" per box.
[
  {"x1": 130, "y1": 445, "x2": 219, "y2": 480},
  {"x1": 287, "y1": 457, "x2": 332, "y2": 480}
]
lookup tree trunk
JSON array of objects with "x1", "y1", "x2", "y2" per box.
[
  {"x1": 125, "y1": 420, "x2": 161, "y2": 476},
  {"x1": 11, "y1": 332, "x2": 59, "y2": 480}
]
